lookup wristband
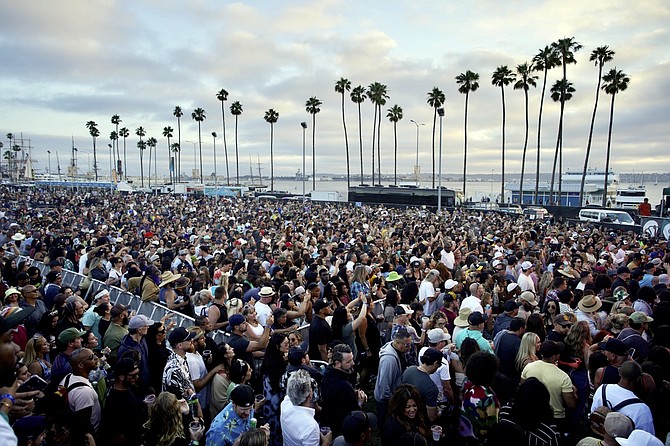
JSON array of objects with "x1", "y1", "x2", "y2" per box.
[{"x1": 0, "y1": 394, "x2": 15, "y2": 405}]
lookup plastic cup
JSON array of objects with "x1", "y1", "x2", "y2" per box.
[
  {"x1": 320, "y1": 427, "x2": 331, "y2": 436},
  {"x1": 255, "y1": 394, "x2": 265, "y2": 406},
  {"x1": 202, "y1": 350, "x2": 212, "y2": 362},
  {"x1": 431, "y1": 425, "x2": 442, "y2": 441},
  {"x1": 189, "y1": 420, "x2": 202, "y2": 437},
  {"x1": 143, "y1": 394, "x2": 156, "y2": 406}
]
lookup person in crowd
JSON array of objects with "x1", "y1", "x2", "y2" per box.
[
  {"x1": 98, "y1": 357, "x2": 144, "y2": 445},
  {"x1": 62, "y1": 347, "x2": 102, "y2": 438},
  {"x1": 380, "y1": 384, "x2": 429, "y2": 446},
  {"x1": 375, "y1": 328, "x2": 412, "y2": 424},
  {"x1": 144, "y1": 391, "x2": 204, "y2": 446},
  {"x1": 23, "y1": 335, "x2": 51, "y2": 381},
  {"x1": 308, "y1": 299, "x2": 333, "y2": 362},
  {"x1": 515, "y1": 331, "x2": 540, "y2": 375},
  {"x1": 259, "y1": 332, "x2": 290, "y2": 446},
  {"x1": 280, "y1": 369, "x2": 331, "y2": 446},
  {"x1": 462, "y1": 351, "x2": 500, "y2": 443},
  {"x1": 207, "y1": 384, "x2": 264, "y2": 446},
  {"x1": 102, "y1": 303, "x2": 129, "y2": 358},
  {"x1": 401, "y1": 347, "x2": 442, "y2": 422}
]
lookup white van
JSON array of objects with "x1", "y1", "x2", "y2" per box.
[{"x1": 578, "y1": 209, "x2": 635, "y2": 226}]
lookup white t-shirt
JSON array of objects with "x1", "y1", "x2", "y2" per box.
[
  {"x1": 590, "y1": 384, "x2": 655, "y2": 435},
  {"x1": 255, "y1": 301, "x2": 273, "y2": 327},
  {"x1": 419, "y1": 281, "x2": 436, "y2": 303},
  {"x1": 440, "y1": 250, "x2": 455, "y2": 270},
  {"x1": 186, "y1": 352, "x2": 210, "y2": 408},
  {"x1": 517, "y1": 272, "x2": 536, "y2": 292},
  {"x1": 62, "y1": 374, "x2": 101, "y2": 431},
  {"x1": 419, "y1": 346, "x2": 451, "y2": 403}
]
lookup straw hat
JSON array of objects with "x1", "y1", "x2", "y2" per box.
[
  {"x1": 159, "y1": 271, "x2": 182, "y2": 288},
  {"x1": 454, "y1": 307, "x2": 473, "y2": 327},
  {"x1": 577, "y1": 295, "x2": 602, "y2": 313}
]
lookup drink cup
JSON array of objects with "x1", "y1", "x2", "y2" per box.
[
  {"x1": 189, "y1": 420, "x2": 202, "y2": 437},
  {"x1": 203, "y1": 350, "x2": 212, "y2": 362},
  {"x1": 255, "y1": 394, "x2": 265, "y2": 406},
  {"x1": 320, "y1": 427, "x2": 331, "y2": 437},
  {"x1": 431, "y1": 425, "x2": 442, "y2": 441},
  {"x1": 143, "y1": 394, "x2": 156, "y2": 407}
]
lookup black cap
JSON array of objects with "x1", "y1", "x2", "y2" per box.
[
  {"x1": 504, "y1": 300, "x2": 520, "y2": 312},
  {"x1": 168, "y1": 326, "x2": 196, "y2": 346},
  {"x1": 287, "y1": 346, "x2": 307, "y2": 366},
  {"x1": 342, "y1": 411, "x2": 378, "y2": 443},
  {"x1": 616, "y1": 266, "x2": 630, "y2": 275},
  {"x1": 467, "y1": 311, "x2": 487, "y2": 325},
  {"x1": 230, "y1": 384, "x2": 255, "y2": 408}
]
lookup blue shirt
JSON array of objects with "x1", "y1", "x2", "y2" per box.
[{"x1": 206, "y1": 402, "x2": 254, "y2": 446}]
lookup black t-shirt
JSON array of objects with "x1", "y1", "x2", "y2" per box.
[
  {"x1": 228, "y1": 332, "x2": 254, "y2": 368},
  {"x1": 99, "y1": 388, "x2": 144, "y2": 444},
  {"x1": 308, "y1": 316, "x2": 332, "y2": 360}
]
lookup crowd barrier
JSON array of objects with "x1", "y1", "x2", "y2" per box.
[{"x1": 18, "y1": 256, "x2": 387, "y2": 347}]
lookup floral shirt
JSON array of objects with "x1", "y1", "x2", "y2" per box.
[
  {"x1": 461, "y1": 380, "x2": 500, "y2": 442},
  {"x1": 162, "y1": 351, "x2": 194, "y2": 399},
  {"x1": 206, "y1": 402, "x2": 254, "y2": 446}
]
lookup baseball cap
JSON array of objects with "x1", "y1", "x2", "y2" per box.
[
  {"x1": 230, "y1": 384, "x2": 255, "y2": 408},
  {"x1": 313, "y1": 299, "x2": 332, "y2": 313},
  {"x1": 444, "y1": 279, "x2": 458, "y2": 290},
  {"x1": 599, "y1": 338, "x2": 629, "y2": 356},
  {"x1": 287, "y1": 346, "x2": 307, "y2": 366},
  {"x1": 58, "y1": 327, "x2": 86, "y2": 344},
  {"x1": 507, "y1": 283, "x2": 519, "y2": 293},
  {"x1": 629, "y1": 311, "x2": 653, "y2": 324},
  {"x1": 394, "y1": 304, "x2": 413, "y2": 316},
  {"x1": 615, "y1": 429, "x2": 664, "y2": 446},
  {"x1": 228, "y1": 313, "x2": 246, "y2": 329},
  {"x1": 128, "y1": 314, "x2": 155, "y2": 330},
  {"x1": 115, "y1": 357, "x2": 138, "y2": 376},
  {"x1": 519, "y1": 291, "x2": 538, "y2": 306},
  {"x1": 504, "y1": 300, "x2": 520, "y2": 312},
  {"x1": 521, "y1": 261, "x2": 533, "y2": 270},
  {"x1": 427, "y1": 328, "x2": 451, "y2": 344},
  {"x1": 12, "y1": 415, "x2": 47, "y2": 443},
  {"x1": 616, "y1": 266, "x2": 631, "y2": 275},
  {"x1": 467, "y1": 311, "x2": 487, "y2": 326},
  {"x1": 553, "y1": 313, "x2": 573, "y2": 327},
  {"x1": 342, "y1": 411, "x2": 378, "y2": 443},
  {"x1": 420, "y1": 347, "x2": 443, "y2": 365},
  {"x1": 292, "y1": 286, "x2": 306, "y2": 298},
  {"x1": 604, "y1": 412, "x2": 634, "y2": 438},
  {"x1": 168, "y1": 326, "x2": 196, "y2": 346},
  {"x1": 0, "y1": 306, "x2": 35, "y2": 334}
]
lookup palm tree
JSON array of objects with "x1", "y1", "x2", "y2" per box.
[
  {"x1": 163, "y1": 126, "x2": 174, "y2": 185},
  {"x1": 119, "y1": 127, "x2": 129, "y2": 180},
  {"x1": 350, "y1": 85, "x2": 367, "y2": 185},
  {"x1": 109, "y1": 131, "x2": 118, "y2": 179},
  {"x1": 229, "y1": 101, "x2": 243, "y2": 185},
  {"x1": 216, "y1": 89, "x2": 231, "y2": 185},
  {"x1": 147, "y1": 137, "x2": 157, "y2": 188},
  {"x1": 367, "y1": 83, "x2": 381, "y2": 185},
  {"x1": 602, "y1": 68, "x2": 630, "y2": 207},
  {"x1": 305, "y1": 96, "x2": 322, "y2": 190},
  {"x1": 427, "y1": 87, "x2": 445, "y2": 188},
  {"x1": 135, "y1": 126, "x2": 146, "y2": 188},
  {"x1": 191, "y1": 108, "x2": 206, "y2": 184},
  {"x1": 549, "y1": 79, "x2": 576, "y2": 204},
  {"x1": 514, "y1": 63, "x2": 538, "y2": 205},
  {"x1": 580, "y1": 46, "x2": 615, "y2": 205},
  {"x1": 263, "y1": 108, "x2": 279, "y2": 191},
  {"x1": 386, "y1": 105, "x2": 403, "y2": 186},
  {"x1": 552, "y1": 37, "x2": 583, "y2": 199},
  {"x1": 335, "y1": 78, "x2": 352, "y2": 187},
  {"x1": 111, "y1": 115, "x2": 122, "y2": 176},
  {"x1": 491, "y1": 66, "x2": 515, "y2": 202},
  {"x1": 85, "y1": 121, "x2": 100, "y2": 180},
  {"x1": 173, "y1": 106, "x2": 183, "y2": 182},
  {"x1": 171, "y1": 142, "x2": 180, "y2": 177},
  {"x1": 455, "y1": 71, "x2": 479, "y2": 200},
  {"x1": 532, "y1": 46, "x2": 561, "y2": 204}
]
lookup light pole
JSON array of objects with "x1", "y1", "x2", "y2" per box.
[
  {"x1": 301, "y1": 122, "x2": 307, "y2": 202},
  {"x1": 47, "y1": 150, "x2": 51, "y2": 176},
  {"x1": 437, "y1": 108, "x2": 444, "y2": 213},
  {"x1": 410, "y1": 120, "x2": 425, "y2": 185},
  {"x1": 212, "y1": 132, "x2": 218, "y2": 202},
  {"x1": 108, "y1": 144, "x2": 113, "y2": 193}
]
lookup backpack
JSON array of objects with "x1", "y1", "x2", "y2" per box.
[
  {"x1": 37, "y1": 373, "x2": 89, "y2": 416},
  {"x1": 588, "y1": 384, "x2": 641, "y2": 436}
]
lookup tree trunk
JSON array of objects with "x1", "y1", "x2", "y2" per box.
[{"x1": 602, "y1": 93, "x2": 616, "y2": 208}]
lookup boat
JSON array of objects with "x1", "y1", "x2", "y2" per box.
[{"x1": 614, "y1": 185, "x2": 647, "y2": 210}]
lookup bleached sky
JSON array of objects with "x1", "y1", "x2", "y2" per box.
[{"x1": 1, "y1": 0, "x2": 669, "y2": 181}]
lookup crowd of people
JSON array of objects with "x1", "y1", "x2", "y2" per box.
[{"x1": 0, "y1": 186, "x2": 669, "y2": 446}]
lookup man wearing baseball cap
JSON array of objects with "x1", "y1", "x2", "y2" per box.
[
  {"x1": 162, "y1": 327, "x2": 198, "y2": 401},
  {"x1": 454, "y1": 311, "x2": 493, "y2": 354},
  {"x1": 517, "y1": 261, "x2": 536, "y2": 292},
  {"x1": 419, "y1": 329, "x2": 456, "y2": 407},
  {"x1": 118, "y1": 314, "x2": 154, "y2": 389},
  {"x1": 51, "y1": 327, "x2": 86, "y2": 386},
  {"x1": 227, "y1": 312, "x2": 273, "y2": 370},
  {"x1": 617, "y1": 312, "x2": 652, "y2": 362},
  {"x1": 207, "y1": 384, "x2": 264, "y2": 446}
]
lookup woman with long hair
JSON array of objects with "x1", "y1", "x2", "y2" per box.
[
  {"x1": 210, "y1": 341, "x2": 236, "y2": 416},
  {"x1": 564, "y1": 320, "x2": 597, "y2": 431},
  {"x1": 331, "y1": 295, "x2": 368, "y2": 358},
  {"x1": 147, "y1": 321, "x2": 172, "y2": 394},
  {"x1": 543, "y1": 299, "x2": 559, "y2": 333},
  {"x1": 515, "y1": 332, "x2": 540, "y2": 375},
  {"x1": 243, "y1": 304, "x2": 264, "y2": 341},
  {"x1": 349, "y1": 264, "x2": 371, "y2": 302},
  {"x1": 525, "y1": 313, "x2": 547, "y2": 342},
  {"x1": 381, "y1": 384, "x2": 429, "y2": 446},
  {"x1": 143, "y1": 392, "x2": 204, "y2": 446},
  {"x1": 35, "y1": 310, "x2": 59, "y2": 362},
  {"x1": 382, "y1": 289, "x2": 400, "y2": 343},
  {"x1": 24, "y1": 335, "x2": 52, "y2": 381},
  {"x1": 260, "y1": 333, "x2": 290, "y2": 446}
]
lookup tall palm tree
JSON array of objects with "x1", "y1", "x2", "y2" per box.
[
  {"x1": 135, "y1": 126, "x2": 146, "y2": 188},
  {"x1": 171, "y1": 142, "x2": 180, "y2": 178},
  {"x1": 335, "y1": 78, "x2": 352, "y2": 187},
  {"x1": 163, "y1": 126, "x2": 174, "y2": 185},
  {"x1": 111, "y1": 115, "x2": 122, "y2": 176},
  {"x1": 367, "y1": 83, "x2": 381, "y2": 185},
  {"x1": 305, "y1": 96, "x2": 322, "y2": 190},
  {"x1": 552, "y1": 37, "x2": 583, "y2": 199},
  {"x1": 216, "y1": 89, "x2": 231, "y2": 185},
  {"x1": 229, "y1": 101, "x2": 243, "y2": 185},
  {"x1": 173, "y1": 106, "x2": 183, "y2": 183},
  {"x1": 386, "y1": 105, "x2": 403, "y2": 186},
  {"x1": 263, "y1": 108, "x2": 279, "y2": 191},
  {"x1": 119, "y1": 127, "x2": 129, "y2": 180},
  {"x1": 191, "y1": 108, "x2": 206, "y2": 184},
  {"x1": 109, "y1": 131, "x2": 118, "y2": 179},
  {"x1": 350, "y1": 85, "x2": 367, "y2": 185},
  {"x1": 549, "y1": 79, "x2": 576, "y2": 204},
  {"x1": 85, "y1": 121, "x2": 100, "y2": 180},
  {"x1": 514, "y1": 63, "x2": 538, "y2": 205},
  {"x1": 147, "y1": 137, "x2": 157, "y2": 188},
  {"x1": 580, "y1": 45, "x2": 615, "y2": 205},
  {"x1": 427, "y1": 87, "x2": 445, "y2": 188},
  {"x1": 375, "y1": 84, "x2": 388, "y2": 185},
  {"x1": 602, "y1": 68, "x2": 630, "y2": 207},
  {"x1": 455, "y1": 71, "x2": 479, "y2": 201},
  {"x1": 491, "y1": 66, "x2": 515, "y2": 202},
  {"x1": 532, "y1": 46, "x2": 561, "y2": 204}
]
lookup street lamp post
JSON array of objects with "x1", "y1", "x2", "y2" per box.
[
  {"x1": 108, "y1": 144, "x2": 113, "y2": 194},
  {"x1": 47, "y1": 150, "x2": 51, "y2": 176},
  {"x1": 437, "y1": 108, "x2": 444, "y2": 213},
  {"x1": 410, "y1": 120, "x2": 425, "y2": 185},
  {"x1": 212, "y1": 132, "x2": 218, "y2": 202},
  {"x1": 301, "y1": 122, "x2": 307, "y2": 202}
]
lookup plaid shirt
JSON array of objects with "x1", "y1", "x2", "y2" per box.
[{"x1": 349, "y1": 280, "x2": 370, "y2": 302}]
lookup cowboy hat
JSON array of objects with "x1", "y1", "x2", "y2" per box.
[
  {"x1": 386, "y1": 271, "x2": 402, "y2": 282},
  {"x1": 159, "y1": 271, "x2": 182, "y2": 288}
]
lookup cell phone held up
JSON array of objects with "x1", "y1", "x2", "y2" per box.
[{"x1": 17, "y1": 374, "x2": 48, "y2": 393}]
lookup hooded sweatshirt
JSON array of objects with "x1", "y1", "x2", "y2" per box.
[{"x1": 374, "y1": 341, "x2": 404, "y2": 402}]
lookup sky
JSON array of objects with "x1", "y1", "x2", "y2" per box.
[{"x1": 1, "y1": 0, "x2": 669, "y2": 183}]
